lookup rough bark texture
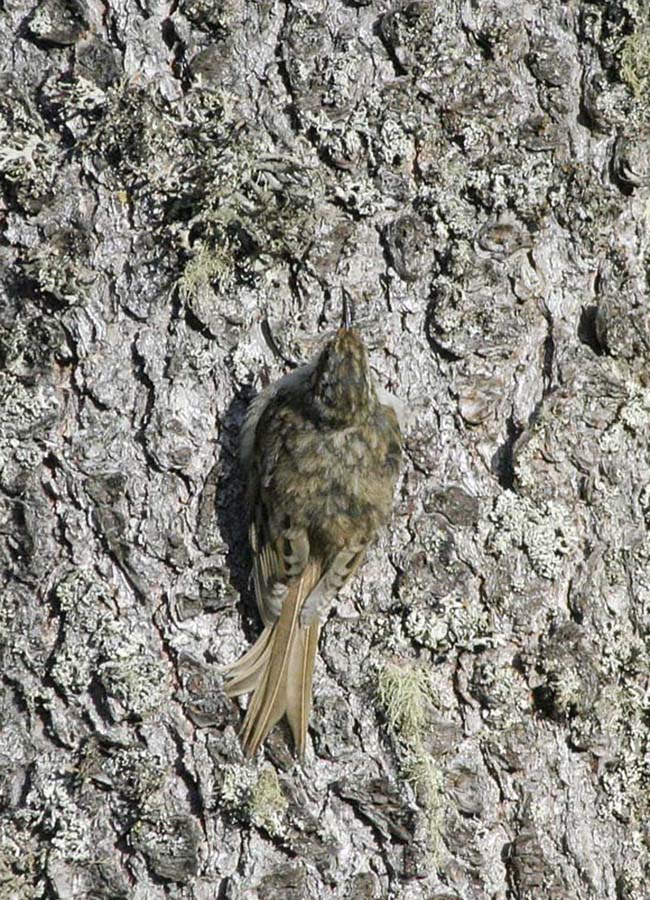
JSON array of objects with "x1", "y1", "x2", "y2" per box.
[{"x1": 2, "y1": 0, "x2": 650, "y2": 897}]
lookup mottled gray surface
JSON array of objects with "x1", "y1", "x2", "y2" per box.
[{"x1": 1, "y1": 0, "x2": 650, "y2": 897}]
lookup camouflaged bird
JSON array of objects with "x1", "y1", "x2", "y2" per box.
[{"x1": 222, "y1": 327, "x2": 403, "y2": 757}]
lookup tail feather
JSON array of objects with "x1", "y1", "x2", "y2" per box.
[
  {"x1": 220, "y1": 626, "x2": 274, "y2": 690},
  {"x1": 285, "y1": 620, "x2": 320, "y2": 758},
  {"x1": 223, "y1": 562, "x2": 322, "y2": 757},
  {"x1": 223, "y1": 665, "x2": 268, "y2": 699}
]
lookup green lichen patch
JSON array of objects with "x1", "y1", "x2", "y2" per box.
[
  {"x1": 248, "y1": 767, "x2": 289, "y2": 836},
  {"x1": 621, "y1": 27, "x2": 650, "y2": 97},
  {"x1": 79, "y1": 82, "x2": 325, "y2": 294},
  {"x1": 0, "y1": 826, "x2": 41, "y2": 900},
  {"x1": 377, "y1": 661, "x2": 434, "y2": 744},
  {"x1": 98, "y1": 621, "x2": 169, "y2": 719},
  {"x1": 376, "y1": 661, "x2": 442, "y2": 853},
  {"x1": 0, "y1": 81, "x2": 60, "y2": 212},
  {"x1": 40, "y1": 73, "x2": 109, "y2": 143},
  {"x1": 177, "y1": 239, "x2": 237, "y2": 303},
  {"x1": 0, "y1": 312, "x2": 70, "y2": 376},
  {"x1": 0, "y1": 372, "x2": 60, "y2": 440},
  {"x1": 20, "y1": 227, "x2": 93, "y2": 307},
  {"x1": 599, "y1": 384, "x2": 650, "y2": 453},
  {"x1": 0, "y1": 371, "x2": 60, "y2": 492},
  {"x1": 219, "y1": 763, "x2": 288, "y2": 837},
  {"x1": 404, "y1": 593, "x2": 493, "y2": 654},
  {"x1": 598, "y1": 619, "x2": 650, "y2": 815},
  {"x1": 24, "y1": 754, "x2": 93, "y2": 865}
]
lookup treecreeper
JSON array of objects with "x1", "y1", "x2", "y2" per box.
[{"x1": 221, "y1": 325, "x2": 403, "y2": 757}]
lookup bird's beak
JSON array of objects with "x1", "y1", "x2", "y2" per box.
[{"x1": 341, "y1": 290, "x2": 353, "y2": 330}]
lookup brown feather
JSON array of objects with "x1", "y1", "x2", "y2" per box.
[
  {"x1": 224, "y1": 560, "x2": 322, "y2": 757},
  {"x1": 220, "y1": 626, "x2": 274, "y2": 696},
  {"x1": 285, "y1": 618, "x2": 320, "y2": 757}
]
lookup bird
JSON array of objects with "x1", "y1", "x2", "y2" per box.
[{"x1": 221, "y1": 314, "x2": 403, "y2": 758}]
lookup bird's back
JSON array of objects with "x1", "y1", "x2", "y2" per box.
[{"x1": 255, "y1": 391, "x2": 401, "y2": 558}]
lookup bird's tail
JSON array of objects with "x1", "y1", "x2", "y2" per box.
[{"x1": 221, "y1": 562, "x2": 321, "y2": 758}]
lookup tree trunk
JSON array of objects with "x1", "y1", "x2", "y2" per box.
[{"x1": 1, "y1": 0, "x2": 649, "y2": 897}]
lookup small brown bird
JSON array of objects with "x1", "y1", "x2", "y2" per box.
[{"x1": 222, "y1": 321, "x2": 403, "y2": 757}]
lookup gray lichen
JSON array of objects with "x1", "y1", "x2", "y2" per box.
[{"x1": 489, "y1": 491, "x2": 579, "y2": 581}]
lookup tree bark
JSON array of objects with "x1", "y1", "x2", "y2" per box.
[{"x1": 1, "y1": 0, "x2": 649, "y2": 898}]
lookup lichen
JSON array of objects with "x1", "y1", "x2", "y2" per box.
[
  {"x1": 49, "y1": 645, "x2": 93, "y2": 695},
  {"x1": 376, "y1": 661, "x2": 441, "y2": 852},
  {"x1": 0, "y1": 372, "x2": 60, "y2": 491},
  {"x1": 377, "y1": 662, "x2": 434, "y2": 742},
  {"x1": 0, "y1": 88, "x2": 59, "y2": 209},
  {"x1": 24, "y1": 756, "x2": 92, "y2": 864},
  {"x1": 405, "y1": 593, "x2": 493, "y2": 653},
  {"x1": 177, "y1": 239, "x2": 236, "y2": 302},
  {"x1": 98, "y1": 620, "x2": 169, "y2": 718},
  {"x1": 404, "y1": 606, "x2": 451, "y2": 651},
  {"x1": 55, "y1": 569, "x2": 112, "y2": 623},
  {"x1": 0, "y1": 372, "x2": 59, "y2": 439},
  {"x1": 219, "y1": 764, "x2": 287, "y2": 836},
  {"x1": 595, "y1": 614, "x2": 650, "y2": 829},
  {"x1": 489, "y1": 491, "x2": 579, "y2": 580},
  {"x1": 79, "y1": 81, "x2": 325, "y2": 290},
  {"x1": 50, "y1": 572, "x2": 110, "y2": 698},
  {"x1": 599, "y1": 384, "x2": 650, "y2": 453},
  {"x1": 621, "y1": 27, "x2": 650, "y2": 98},
  {"x1": 103, "y1": 745, "x2": 167, "y2": 806},
  {"x1": 51, "y1": 571, "x2": 170, "y2": 717},
  {"x1": 0, "y1": 821, "x2": 40, "y2": 900},
  {"x1": 249, "y1": 768, "x2": 288, "y2": 837},
  {"x1": 21, "y1": 228, "x2": 92, "y2": 307},
  {"x1": 472, "y1": 656, "x2": 531, "y2": 726},
  {"x1": 546, "y1": 667, "x2": 584, "y2": 717},
  {"x1": 401, "y1": 749, "x2": 443, "y2": 857},
  {"x1": 618, "y1": 829, "x2": 650, "y2": 900},
  {"x1": 220, "y1": 763, "x2": 256, "y2": 809}
]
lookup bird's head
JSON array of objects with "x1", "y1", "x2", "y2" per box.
[{"x1": 311, "y1": 329, "x2": 377, "y2": 427}]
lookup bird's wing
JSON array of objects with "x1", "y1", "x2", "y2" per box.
[
  {"x1": 250, "y1": 493, "x2": 312, "y2": 626},
  {"x1": 240, "y1": 363, "x2": 315, "y2": 471},
  {"x1": 299, "y1": 546, "x2": 367, "y2": 626},
  {"x1": 226, "y1": 406, "x2": 352, "y2": 755}
]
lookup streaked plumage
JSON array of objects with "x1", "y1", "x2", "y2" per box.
[{"x1": 222, "y1": 328, "x2": 402, "y2": 757}]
